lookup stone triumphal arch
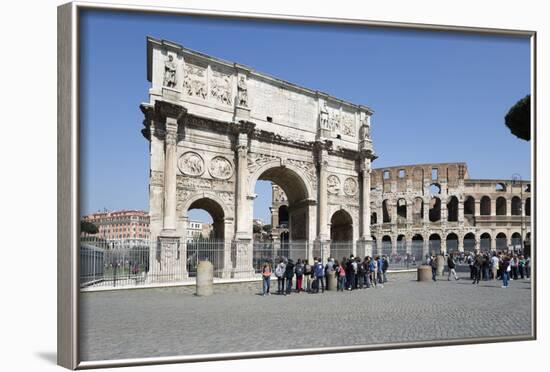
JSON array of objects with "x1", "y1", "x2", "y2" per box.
[{"x1": 140, "y1": 37, "x2": 376, "y2": 279}]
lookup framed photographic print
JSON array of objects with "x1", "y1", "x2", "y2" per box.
[{"x1": 58, "y1": 1, "x2": 536, "y2": 369}]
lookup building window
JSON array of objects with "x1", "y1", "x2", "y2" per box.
[
  {"x1": 432, "y1": 168, "x2": 438, "y2": 180},
  {"x1": 398, "y1": 169, "x2": 406, "y2": 178}
]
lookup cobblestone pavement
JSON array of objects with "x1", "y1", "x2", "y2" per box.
[{"x1": 80, "y1": 271, "x2": 532, "y2": 361}]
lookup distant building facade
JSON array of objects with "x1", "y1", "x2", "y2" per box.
[
  {"x1": 270, "y1": 162, "x2": 531, "y2": 259},
  {"x1": 369, "y1": 162, "x2": 531, "y2": 259},
  {"x1": 81, "y1": 210, "x2": 150, "y2": 240},
  {"x1": 81, "y1": 210, "x2": 213, "y2": 241}
]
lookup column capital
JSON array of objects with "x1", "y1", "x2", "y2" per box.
[{"x1": 154, "y1": 100, "x2": 187, "y2": 122}]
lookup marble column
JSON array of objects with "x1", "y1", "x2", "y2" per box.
[
  {"x1": 162, "y1": 118, "x2": 178, "y2": 232},
  {"x1": 318, "y1": 158, "x2": 329, "y2": 241},
  {"x1": 235, "y1": 132, "x2": 250, "y2": 239},
  {"x1": 360, "y1": 158, "x2": 372, "y2": 239}
]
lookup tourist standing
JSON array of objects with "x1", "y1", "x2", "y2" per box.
[
  {"x1": 304, "y1": 260, "x2": 313, "y2": 292},
  {"x1": 447, "y1": 253, "x2": 459, "y2": 281},
  {"x1": 472, "y1": 253, "x2": 483, "y2": 285},
  {"x1": 377, "y1": 256, "x2": 385, "y2": 287},
  {"x1": 275, "y1": 259, "x2": 286, "y2": 295},
  {"x1": 261, "y1": 262, "x2": 272, "y2": 296},
  {"x1": 518, "y1": 255, "x2": 526, "y2": 279},
  {"x1": 500, "y1": 255, "x2": 511, "y2": 288},
  {"x1": 294, "y1": 259, "x2": 305, "y2": 293},
  {"x1": 491, "y1": 253, "x2": 499, "y2": 280},
  {"x1": 313, "y1": 258, "x2": 325, "y2": 293},
  {"x1": 284, "y1": 259, "x2": 295, "y2": 295},
  {"x1": 336, "y1": 260, "x2": 346, "y2": 291},
  {"x1": 430, "y1": 255, "x2": 437, "y2": 282},
  {"x1": 525, "y1": 256, "x2": 531, "y2": 279},
  {"x1": 371, "y1": 256, "x2": 379, "y2": 287}
]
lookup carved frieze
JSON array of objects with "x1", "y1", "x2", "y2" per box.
[
  {"x1": 285, "y1": 159, "x2": 317, "y2": 188},
  {"x1": 183, "y1": 63, "x2": 207, "y2": 99},
  {"x1": 247, "y1": 153, "x2": 279, "y2": 173},
  {"x1": 209, "y1": 156, "x2": 233, "y2": 180},
  {"x1": 176, "y1": 189, "x2": 192, "y2": 211},
  {"x1": 177, "y1": 176, "x2": 211, "y2": 189},
  {"x1": 210, "y1": 69, "x2": 232, "y2": 105},
  {"x1": 343, "y1": 177, "x2": 358, "y2": 196},
  {"x1": 341, "y1": 112, "x2": 355, "y2": 137},
  {"x1": 327, "y1": 175, "x2": 341, "y2": 194},
  {"x1": 150, "y1": 170, "x2": 164, "y2": 187},
  {"x1": 178, "y1": 152, "x2": 205, "y2": 177}
]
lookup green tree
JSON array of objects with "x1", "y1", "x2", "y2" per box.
[
  {"x1": 262, "y1": 224, "x2": 272, "y2": 234},
  {"x1": 81, "y1": 220, "x2": 99, "y2": 234},
  {"x1": 253, "y1": 224, "x2": 262, "y2": 234},
  {"x1": 505, "y1": 95, "x2": 530, "y2": 141}
]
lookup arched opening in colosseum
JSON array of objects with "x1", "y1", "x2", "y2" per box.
[
  {"x1": 480, "y1": 196, "x2": 491, "y2": 215},
  {"x1": 525, "y1": 184, "x2": 531, "y2": 192},
  {"x1": 496, "y1": 232, "x2": 507, "y2": 250},
  {"x1": 496, "y1": 197, "x2": 507, "y2": 216},
  {"x1": 429, "y1": 234, "x2": 441, "y2": 254},
  {"x1": 396, "y1": 198, "x2": 407, "y2": 221},
  {"x1": 411, "y1": 234, "x2": 423, "y2": 261},
  {"x1": 413, "y1": 197, "x2": 424, "y2": 222},
  {"x1": 480, "y1": 232, "x2": 492, "y2": 252},
  {"x1": 371, "y1": 212, "x2": 377, "y2": 225},
  {"x1": 464, "y1": 196, "x2": 474, "y2": 216},
  {"x1": 278, "y1": 205, "x2": 289, "y2": 227},
  {"x1": 371, "y1": 235, "x2": 377, "y2": 253},
  {"x1": 495, "y1": 183, "x2": 507, "y2": 192},
  {"x1": 330, "y1": 210, "x2": 353, "y2": 242},
  {"x1": 397, "y1": 234, "x2": 406, "y2": 256},
  {"x1": 511, "y1": 196, "x2": 521, "y2": 215},
  {"x1": 511, "y1": 232, "x2": 522, "y2": 250},
  {"x1": 447, "y1": 196, "x2": 459, "y2": 222},
  {"x1": 429, "y1": 183, "x2": 441, "y2": 195},
  {"x1": 463, "y1": 232, "x2": 476, "y2": 252},
  {"x1": 381, "y1": 235, "x2": 392, "y2": 257},
  {"x1": 429, "y1": 197, "x2": 441, "y2": 222},
  {"x1": 525, "y1": 197, "x2": 531, "y2": 216},
  {"x1": 446, "y1": 233, "x2": 459, "y2": 254},
  {"x1": 382, "y1": 199, "x2": 391, "y2": 223}
]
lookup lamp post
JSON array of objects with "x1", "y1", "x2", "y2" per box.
[{"x1": 511, "y1": 173, "x2": 523, "y2": 254}]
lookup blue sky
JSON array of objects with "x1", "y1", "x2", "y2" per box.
[{"x1": 80, "y1": 10, "x2": 531, "y2": 223}]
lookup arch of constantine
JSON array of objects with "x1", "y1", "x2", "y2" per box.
[{"x1": 140, "y1": 37, "x2": 376, "y2": 279}]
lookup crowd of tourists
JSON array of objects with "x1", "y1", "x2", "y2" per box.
[
  {"x1": 426, "y1": 251, "x2": 530, "y2": 289},
  {"x1": 260, "y1": 255, "x2": 390, "y2": 296},
  {"x1": 466, "y1": 251, "x2": 530, "y2": 288}
]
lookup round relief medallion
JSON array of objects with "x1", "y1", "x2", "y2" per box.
[
  {"x1": 178, "y1": 152, "x2": 205, "y2": 176},
  {"x1": 209, "y1": 156, "x2": 233, "y2": 179},
  {"x1": 343, "y1": 177, "x2": 358, "y2": 196},
  {"x1": 327, "y1": 175, "x2": 341, "y2": 194}
]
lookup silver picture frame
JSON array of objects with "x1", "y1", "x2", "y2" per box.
[{"x1": 57, "y1": 1, "x2": 537, "y2": 369}]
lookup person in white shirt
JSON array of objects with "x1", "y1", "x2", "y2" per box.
[{"x1": 491, "y1": 253, "x2": 499, "y2": 280}]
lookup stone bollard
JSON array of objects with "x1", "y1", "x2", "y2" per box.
[
  {"x1": 196, "y1": 260, "x2": 213, "y2": 296},
  {"x1": 417, "y1": 265, "x2": 432, "y2": 281},
  {"x1": 326, "y1": 271, "x2": 337, "y2": 290},
  {"x1": 436, "y1": 255, "x2": 445, "y2": 276}
]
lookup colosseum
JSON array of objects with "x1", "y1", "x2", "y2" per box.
[
  {"x1": 269, "y1": 161, "x2": 531, "y2": 262},
  {"x1": 369, "y1": 162, "x2": 531, "y2": 261}
]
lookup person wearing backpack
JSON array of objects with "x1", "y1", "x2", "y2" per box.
[
  {"x1": 430, "y1": 255, "x2": 438, "y2": 282},
  {"x1": 356, "y1": 257, "x2": 366, "y2": 289},
  {"x1": 303, "y1": 260, "x2": 313, "y2": 292},
  {"x1": 345, "y1": 257, "x2": 355, "y2": 290},
  {"x1": 261, "y1": 262, "x2": 272, "y2": 296},
  {"x1": 335, "y1": 260, "x2": 346, "y2": 291},
  {"x1": 447, "y1": 253, "x2": 458, "y2": 281},
  {"x1": 275, "y1": 258, "x2": 286, "y2": 295},
  {"x1": 313, "y1": 258, "x2": 325, "y2": 293},
  {"x1": 284, "y1": 258, "x2": 295, "y2": 295},
  {"x1": 294, "y1": 259, "x2": 305, "y2": 293}
]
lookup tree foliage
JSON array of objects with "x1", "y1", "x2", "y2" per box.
[
  {"x1": 505, "y1": 95, "x2": 530, "y2": 141},
  {"x1": 81, "y1": 220, "x2": 99, "y2": 234}
]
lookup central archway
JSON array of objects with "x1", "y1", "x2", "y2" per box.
[{"x1": 250, "y1": 162, "x2": 314, "y2": 264}]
